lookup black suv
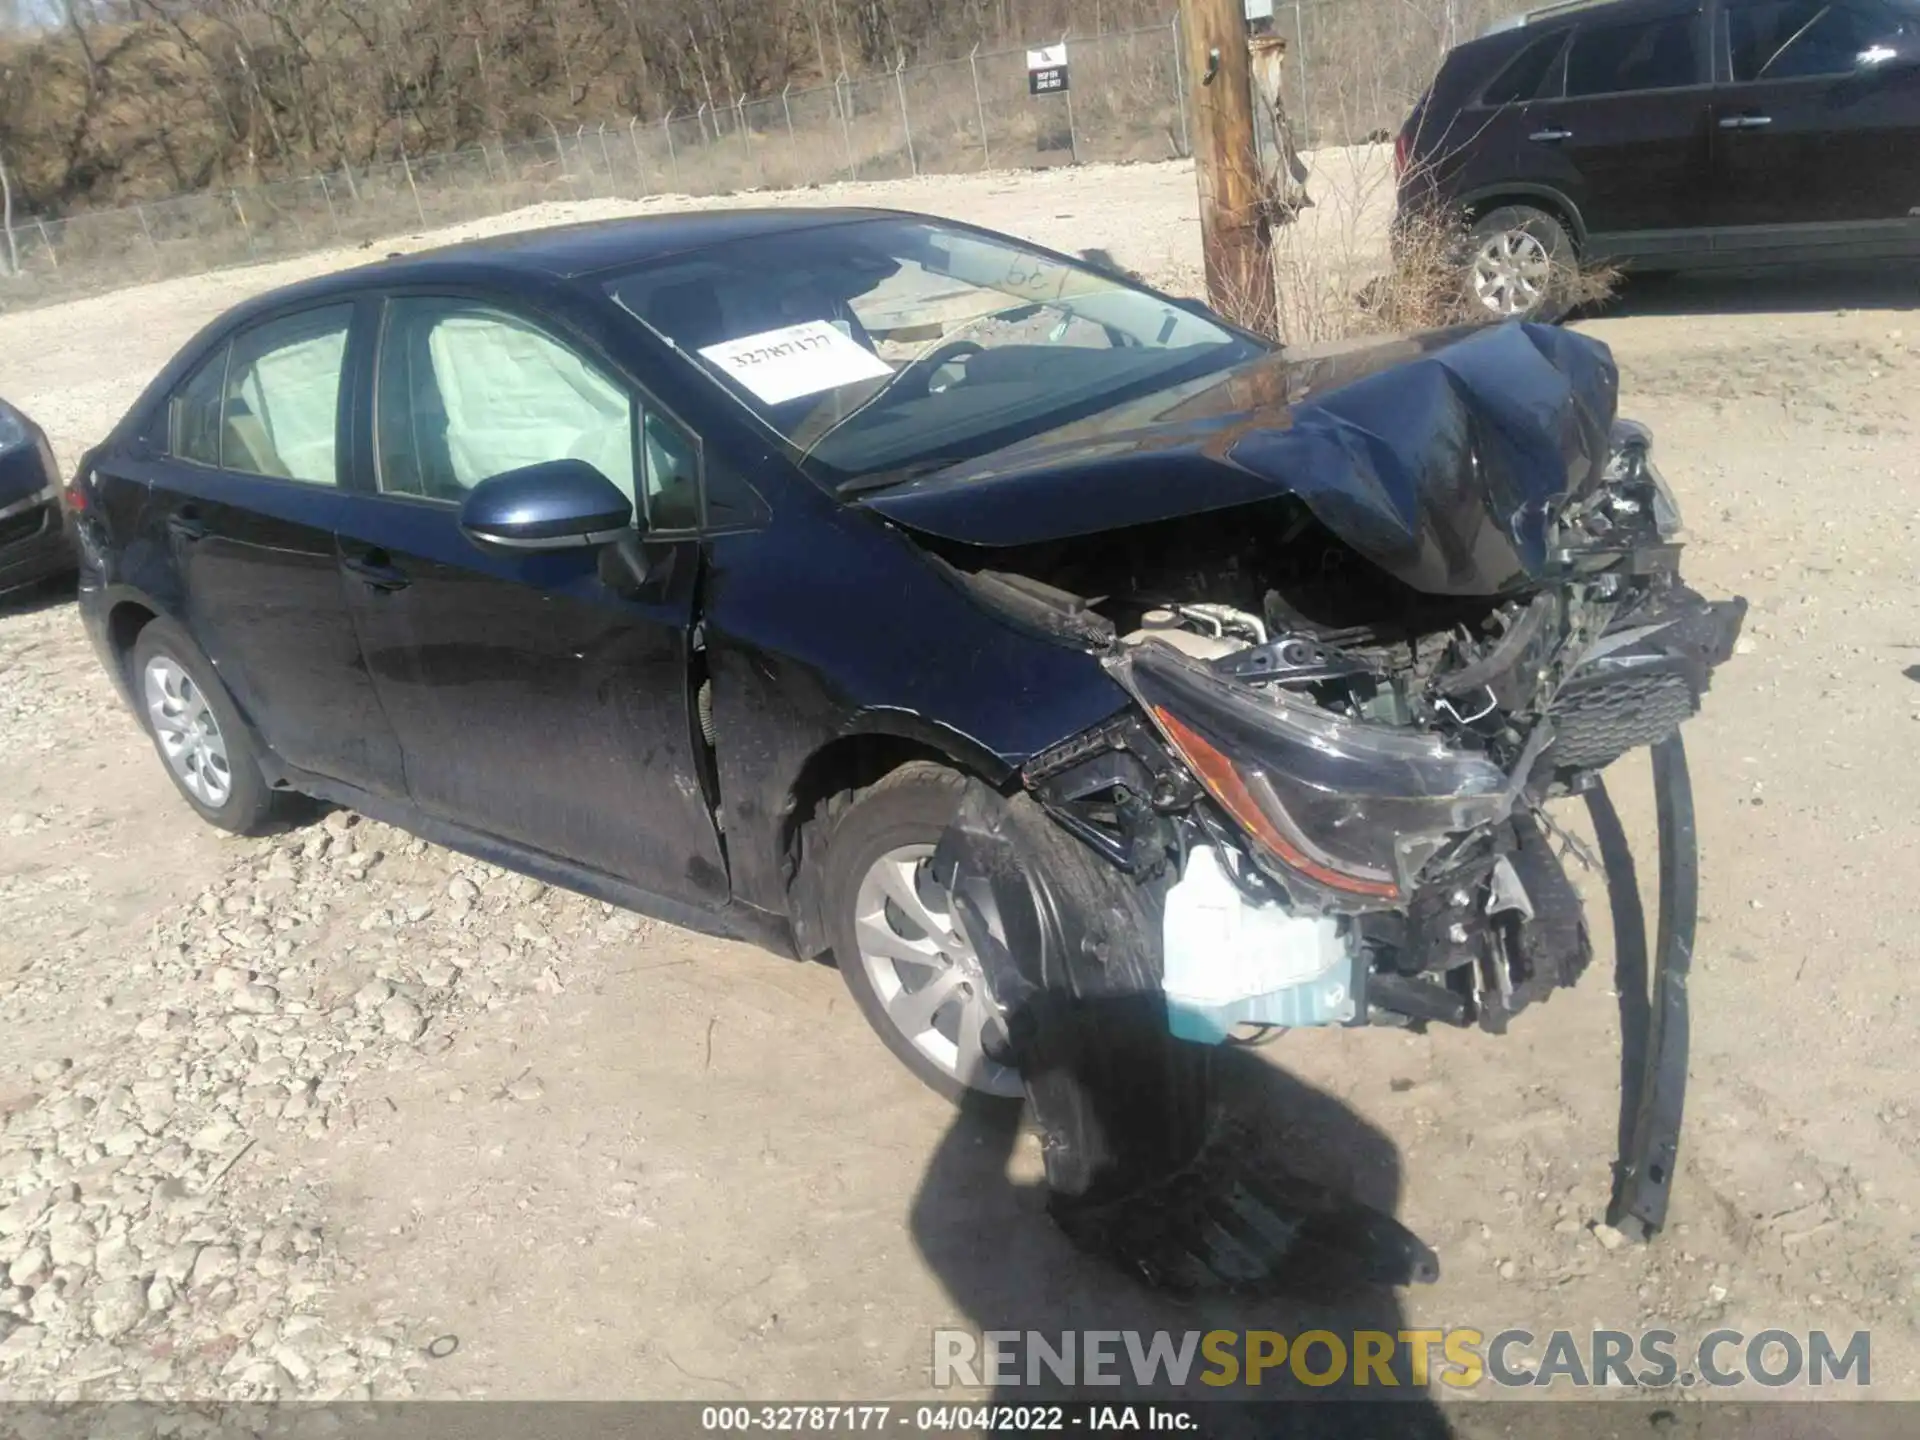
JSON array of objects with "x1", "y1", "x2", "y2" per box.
[{"x1": 1397, "y1": 0, "x2": 1920, "y2": 318}]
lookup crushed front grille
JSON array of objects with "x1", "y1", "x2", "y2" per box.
[{"x1": 1546, "y1": 671, "x2": 1697, "y2": 771}]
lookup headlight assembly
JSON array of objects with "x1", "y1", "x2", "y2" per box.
[
  {"x1": 1605, "y1": 418, "x2": 1682, "y2": 539},
  {"x1": 1109, "y1": 642, "x2": 1510, "y2": 907}
]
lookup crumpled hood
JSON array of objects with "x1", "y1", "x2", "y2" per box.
[{"x1": 858, "y1": 320, "x2": 1620, "y2": 596}]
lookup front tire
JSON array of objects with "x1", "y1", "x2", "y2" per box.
[
  {"x1": 820, "y1": 763, "x2": 1024, "y2": 1106},
  {"x1": 130, "y1": 618, "x2": 277, "y2": 835},
  {"x1": 1465, "y1": 204, "x2": 1577, "y2": 322}
]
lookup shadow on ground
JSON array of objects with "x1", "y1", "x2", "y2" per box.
[
  {"x1": 1597, "y1": 262, "x2": 1920, "y2": 320},
  {"x1": 909, "y1": 1041, "x2": 1453, "y2": 1435},
  {"x1": 0, "y1": 570, "x2": 77, "y2": 618}
]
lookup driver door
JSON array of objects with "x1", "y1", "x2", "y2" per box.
[{"x1": 335, "y1": 293, "x2": 728, "y2": 907}]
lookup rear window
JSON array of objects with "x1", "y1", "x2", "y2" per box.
[
  {"x1": 1565, "y1": 13, "x2": 1702, "y2": 94},
  {"x1": 1482, "y1": 31, "x2": 1569, "y2": 103}
]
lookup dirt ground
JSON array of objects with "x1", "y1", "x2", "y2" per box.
[{"x1": 2, "y1": 151, "x2": 1919, "y2": 1408}]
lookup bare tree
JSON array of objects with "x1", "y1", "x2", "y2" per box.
[{"x1": 0, "y1": 0, "x2": 1477, "y2": 216}]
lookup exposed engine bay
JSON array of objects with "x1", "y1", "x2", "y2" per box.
[
  {"x1": 933, "y1": 420, "x2": 1744, "y2": 1046},
  {"x1": 899, "y1": 321, "x2": 1746, "y2": 1249}
]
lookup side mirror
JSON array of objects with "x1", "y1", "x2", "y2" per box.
[{"x1": 459, "y1": 459, "x2": 633, "y2": 551}]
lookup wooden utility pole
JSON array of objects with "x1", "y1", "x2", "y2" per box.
[{"x1": 1179, "y1": 0, "x2": 1276, "y2": 335}]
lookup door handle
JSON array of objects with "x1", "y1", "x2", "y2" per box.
[
  {"x1": 1529, "y1": 128, "x2": 1573, "y2": 142},
  {"x1": 166, "y1": 512, "x2": 206, "y2": 543},
  {"x1": 342, "y1": 552, "x2": 411, "y2": 593},
  {"x1": 1718, "y1": 114, "x2": 1773, "y2": 128}
]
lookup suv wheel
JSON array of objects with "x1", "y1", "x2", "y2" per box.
[
  {"x1": 819, "y1": 763, "x2": 1024, "y2": 1106},
  {"x1": 131, "y1": 618, "x2": 278, "y2": 835},
  {"x1": 1465, "y1": 205, "x2": 1576, "y2": 321}
]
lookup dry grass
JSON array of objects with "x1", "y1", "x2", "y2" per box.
[{"x1": 1215, "y1": 125, "x2": 1617, "y2": 345}]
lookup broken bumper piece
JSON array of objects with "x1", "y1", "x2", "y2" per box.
[
  {"x1": 1003, "y1": 576, "x2": 1739, "y2": 1253},
  {"x1": 933, "y1": 780, "x2": 1441, "y2": 1292}
]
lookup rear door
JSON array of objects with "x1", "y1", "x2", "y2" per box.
[
  {"x1": 333, "y1": 291, "x2": 729, "y2": 906},
  {"x1": 1710, "y1": 0, "x2": 1920, "y2": 239},
  {"x1": 140, "y1": 301, "x2": 406, "y2": 796},
  {"x1": 1435, "y1": 27, "x2": 1576, "y2": 207},
  {"x1": 1515, "y1": 1, "x2": 1715, "y2": 255}
]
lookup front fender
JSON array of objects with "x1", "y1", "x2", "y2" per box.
[
  {"x1": 829, "y1": 708, "x2": 1020, "y2": 789},
  {"x1": 700, "y1": 497, "x2": 1133, "y2": 920}
]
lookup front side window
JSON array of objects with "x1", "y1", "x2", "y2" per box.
[
  {"x1": 1730, "y1": 0, "x2": 1916, "y2": 80},
  {"x1": 168, "y1": 305, "x2": 351, "y2": 483},
  {"x1": 605, "y1": 217, "x2": 1262, "y2": 493},
  {"x1": 1566, "y1": 14, "x2": 1703, "y2": 94},
  {"x1": 375, "y1": 299, "x2": 638, "y2": 509},
  {"x1": 640, "y1": 409, "x2": 700, "y2": 530}
]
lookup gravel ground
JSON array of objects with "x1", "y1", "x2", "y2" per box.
[{"x1": 2, "y1": 153, "x2": 1919, "y2": 1405}]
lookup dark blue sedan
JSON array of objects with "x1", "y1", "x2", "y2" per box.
[
  {"x1": 0, "y1": 398, "x2": 74, "y2": 597},
  {"x1": 72, "y1": 207, "x2": 1740, "y2": 1266}
]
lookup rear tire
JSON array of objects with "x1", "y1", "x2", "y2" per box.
[
  {"x1": 130, "y1": 618, "x2": 277, "y2": 835},
  {"x1": 1464, "y1": 204, "x2": 1577, "y2": 322}
]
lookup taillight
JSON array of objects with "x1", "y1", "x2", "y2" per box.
[
  {"x1": 1394, "y1": 130, "x2": 1411, "y2": 179},
  {"x1": 60, "y1": 460, "x2": 90, "y2": 515}
]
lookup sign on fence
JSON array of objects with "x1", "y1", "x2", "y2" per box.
[{"x1": 1026, "y1": 43, "x2": 1070, "y2": 95}]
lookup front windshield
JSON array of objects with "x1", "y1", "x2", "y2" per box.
[{"x1": 604, "y1": 218, "x2": 1262, "y2": 490}]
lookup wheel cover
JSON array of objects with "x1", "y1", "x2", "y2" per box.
[
  {"x1": 144, "y1": 655, "x2": 233, "y2": 809},
  {"x1": 1471, "y1": 228, "x2": 1553, "y2": 317},
  {"x1": 853, "y1": 843, "x2": 1023, "y2": 1098}
]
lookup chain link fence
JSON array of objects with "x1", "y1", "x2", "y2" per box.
[{"x1": 0, "y1": 4, "x2": 1475, "y2": 314}]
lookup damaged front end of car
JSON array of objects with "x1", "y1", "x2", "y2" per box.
[
  {"x1": 1092, "y1": 456, "x2": 1741, "y2": 1046},
  {"x1": 915, "y1": 322, "x2": 1743, "y2": 1266}
]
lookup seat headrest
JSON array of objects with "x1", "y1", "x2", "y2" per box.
[{"x1": 645, "y1": 282, "x2": 725, "y2": 352}]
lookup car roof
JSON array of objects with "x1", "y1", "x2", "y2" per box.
[
  {"x1": 1480, "y1": 0, "x2": 1675, "y2": 38},
  {"x1": 391, "y1": 205, "x2": 907, "y2": 276},
  {"x1": 224, "y1": 206, "x2": 912, "y2": 320}
]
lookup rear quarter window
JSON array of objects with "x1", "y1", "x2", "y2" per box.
[
  {"x1": 169, "y1": 347, "x2": 227, "y2": 467},
  {"x1": 1481, "y1": 31, "x2": 1570, "y2": 104}
]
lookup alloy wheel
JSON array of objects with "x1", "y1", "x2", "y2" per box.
[
  {"x1": 852, "y1": 843, "x2": 1023, "y2": 1098},
  {"x1": 1471, "y1": 228, "x2": 1553, "y2": 318},
  {"x1": 144, "y1": 655, "x2": 233, "y2": 809}
]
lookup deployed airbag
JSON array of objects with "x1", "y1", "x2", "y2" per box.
[{"x1": 427, "y1": 315, "x2": 636, "y2": 500}]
